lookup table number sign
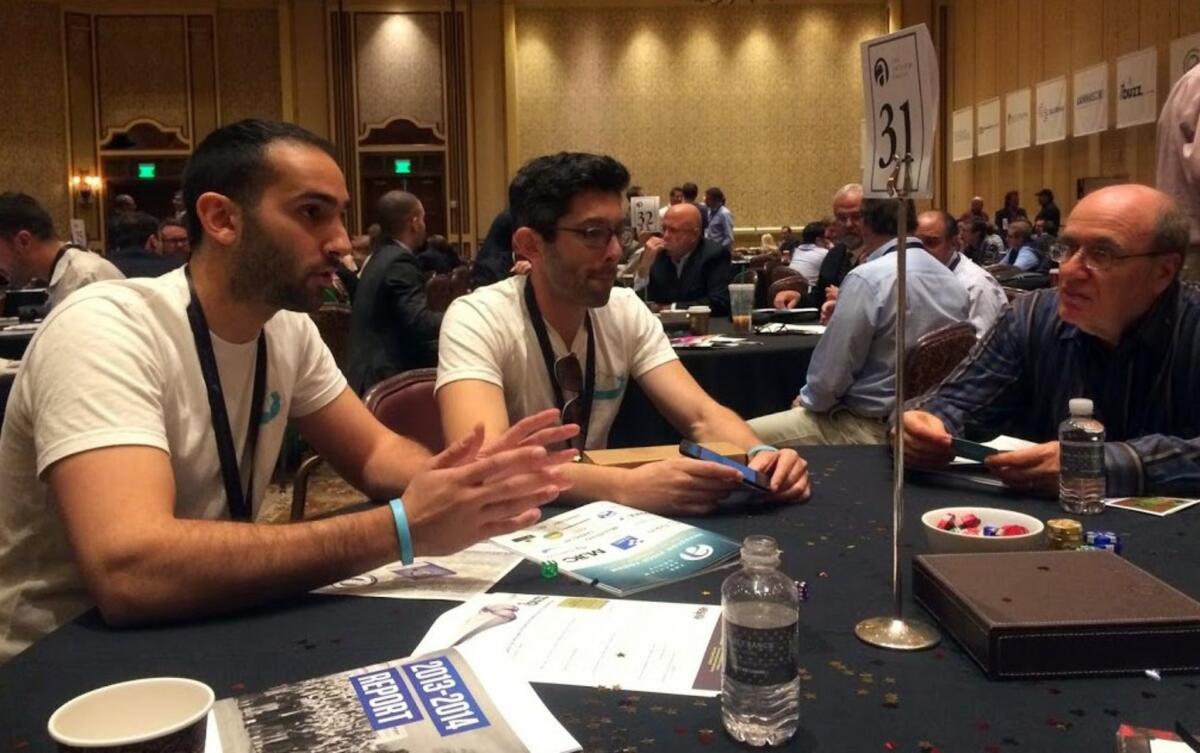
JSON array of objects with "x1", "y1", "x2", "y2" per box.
[
  {"x1": 629, "y1": 196, "x2": 661, "y2": 234},
  {"x1": 860, "y1": 24, "x2": 939, "y2": 198}
]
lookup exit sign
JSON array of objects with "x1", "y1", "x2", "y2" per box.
[
  {"x1": 137, "y1": 162, "x2": 156, "y2": 179},
  {"x1": 393, "y1": 158, "x2": 412, "y2": 175}
]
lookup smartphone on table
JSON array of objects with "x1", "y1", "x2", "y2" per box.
[{"x1": 678, "y1": 440, "x2": 773, "y2": 493}]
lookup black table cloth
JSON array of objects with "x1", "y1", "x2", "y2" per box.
[
  {"x1": 4, "y1": 445, "x2": 1199, "y2": 752},
  {"x1": 609, "y1": 318, "x2": 818, "y2": 447},
  {"x1": 0, "y1": 329, "x2": 33, "y2": 360}
]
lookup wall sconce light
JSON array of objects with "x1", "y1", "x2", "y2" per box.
[{"x1": 71, "y1": 172, "x2": 102, "y2": 207}]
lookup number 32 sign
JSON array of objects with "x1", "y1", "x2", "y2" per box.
[{"x1": 860, "y1": 24, "x2": 939, "y2": 198}]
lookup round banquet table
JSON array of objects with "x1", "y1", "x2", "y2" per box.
[
  {"x1": 0, "y1": 328, "x2": 34, "y2": 360},
  {"x1": 608, "y1": 318, "x2": 819, "y2": 447},
  {"x1": 3, "y1": 445, "x2": 1199, "y2": 752}
]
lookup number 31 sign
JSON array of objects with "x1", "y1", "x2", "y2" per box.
[{"x1": 860, "y1": 24, "x2": 939, "y2": 198}]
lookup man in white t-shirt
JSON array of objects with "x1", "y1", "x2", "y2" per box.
[
  {"x1": 0, "y1": 120, "x2": 576, "y2": 663},
  {"x1": 437, "y1": 152, "x2": 811, "y2": 515},
  {"x1": 786, "y1": 221, "x2": 830, "y2": 284},
  {"x1": 915, "y1": 210, "x2": 1007, "y2": 337},
  {"x1": 0, "y1": 192, "x2": 124, "y2": 309}
]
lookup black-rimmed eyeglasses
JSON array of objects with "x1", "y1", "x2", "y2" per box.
[{"x1": 555, "y1": 225, "x2": 621, "y2": 251}]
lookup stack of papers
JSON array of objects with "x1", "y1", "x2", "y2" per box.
[
  {"x1": 313, "y1": 542, "x2": 521, "y2": 602},
  {"x1": 414, "y1": 593, "x2": 723, "y2": 697},
  {"x1": 492, "y1": 501, "x2": 740, "y2": 596},
  {"x1": 209, "y1": 645, "x2": 579, "y2": 753},
  {"x1": 669, "y1": 334, "x2": 750, "y2": 348}
]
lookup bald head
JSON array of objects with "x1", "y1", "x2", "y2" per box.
[
  {"x1": 661, "y1": 202, "x2": 703, "y2": 259},
  {"x1": 376, "y1": 190, "x2": 426, "y2": 248},
  {"x1": 1057, "y1": 183, "x2": 1187, "y2": 347}
]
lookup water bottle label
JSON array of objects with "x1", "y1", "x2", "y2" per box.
[
  {"x1": 723, "y1": 621, "x2": 798, "y2": 686},
  {"x1": 1061, "y1": 442, "x2": 1104, "y2": 476}
]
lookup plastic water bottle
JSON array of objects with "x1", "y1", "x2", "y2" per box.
[
  {"x1": 721, "y1": 535, "x2": 799, "y2": 746},
  {"x1": 1058, "y1": 398, "x2": 1106, "y2": 515}
]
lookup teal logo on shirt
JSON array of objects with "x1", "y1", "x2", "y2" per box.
[
  {"x1": 260, "y1": 391, "x2": 281, "y2": 424},
  {"x1": 594, "y1": 375, "x2": 627, "y2": 401}
]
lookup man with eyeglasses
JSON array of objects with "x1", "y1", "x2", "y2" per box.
[
  {"x1": 158, "y1": 218, "x2": 191, "y2": 260},
  {"x1": 996, "y1": 220, "x2": 1041, "y2": 272},
  {"x1": 436, "y1": 152, "x2": 811, "y2": 515},
  {"x1": 775, "y1": 184, "x2": 864, "y2": 311},
  {"x1": 635, "y1": 202, "x2": 732, "y2": 315},
  {"x1": 901, "y1": 184, "x2": 1200, "y2": 497}
]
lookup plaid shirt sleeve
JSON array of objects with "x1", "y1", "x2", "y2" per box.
[
  {"x1": 903, "y1": 298, "x2": 1029, "y2": 439},
  {"x1": 1104, "y1": 435, "x2": 1200, "y2": 497}
]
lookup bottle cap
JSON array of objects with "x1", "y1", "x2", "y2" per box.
[
  {"x1": 1069, "y1": 398, "x2": 1093, "y2": 417},
  {"x1": 741, "y1": 535, "x2": 780, "y2": 566}
]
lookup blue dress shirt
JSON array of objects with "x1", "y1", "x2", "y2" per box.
[
  {"x1": 799, "y1": 238, "x2": 970, "y2": 419},
  {"x1": 907, "y1": 282, "x2": 1200, "y2": 496},
  {"x1": 705, "y1": 206, "x2": 734, "y2": 250},
  {"x1": 1001, "y1": 244, "x2": 1040, "y2": 271}
]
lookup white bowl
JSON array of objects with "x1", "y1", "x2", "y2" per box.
[{"x1": 920, "y1": 506, "x2": 1045, "y2": 554}]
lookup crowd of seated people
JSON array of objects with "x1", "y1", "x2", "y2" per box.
[{"x1": 0, "y1": 117, "x2": 1198, "y2": 669}]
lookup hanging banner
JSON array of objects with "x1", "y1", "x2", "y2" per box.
[
  {"x1": 1169, "y1": 32, "x2": 1200, "y2": 91},
  {"x1": 1072, "y1": 63, "x2": 1109, "y2": 137},
  {"x1": 952, "y1": 107, "x2": 973, "y2": 162},
  {"x1": 1116, "y1": 47, "x2": 1158, "y2": 129},
  {"x1": 859, "y1": 24, "x2": 940, "y2": 198},
  {"x1": 976, "y1": 97, "x2": 1001, "y2": 155},
  {"x1": 1035, "y1": 76, "x2": 1068, "y2": 145},
  {"x1": 1005, "y1": 88, "x2": 1031, "y2": 151}
]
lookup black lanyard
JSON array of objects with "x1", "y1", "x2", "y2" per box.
[
  {"x1": 949, "y1": 252, "x2": 961, "y2": 271},
  {"x1": 46, "y1": 246, "x2": 69, "y2": 285},
  {"x1": 184, "y1": 266, "x2": 267, "y2": 521},
  {"x1": 522, "y1": 278, "x2": 595, "y2": 446}
]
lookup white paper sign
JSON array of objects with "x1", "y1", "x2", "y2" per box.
[
  {"x1": 629, "y1": 196, "x2": 661, "y2": 234},
  {"x1": 1116, "y1": 46, "x2": 1158, "y2": 129},
  {"x1": 1169, "y1": 31, "x2": 1200, "y2": 91},
  {"x1": 68, "y1": 218, "x2": 87, "y2": 247},
  {"x1": 1072, "y1": 63, "x2": 1109, "y2": 137},
  {"x1": 1004, "y1": 88, "x2": 1032, "y2": 150},
  {"x1": 952, "y1": 106, "x2": 973, "y2": 162},
  {"x1": 860, "y1": 24, "x2": 939, "y2": 198},
  {"x1": 976, "y1": 97, "x2": 1001, "y2": 155},
  {"x1": 1035, "y1": 76, "x2": 1067, "y2": 145}
]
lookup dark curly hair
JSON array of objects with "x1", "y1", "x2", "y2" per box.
[{"x1": 508, "y1": 152, "x2": 630, "y2": 241}]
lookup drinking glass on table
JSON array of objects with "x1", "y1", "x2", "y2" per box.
[{"x1": 729, "y1": 283, "x2": 755, "y2": 334}]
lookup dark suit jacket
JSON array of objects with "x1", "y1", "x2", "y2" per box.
[
  {"x1": 646, "y1": 237, "x2": 732, "y2": 316},
  {"x1": 471, "y1": 209, "x2": 516, "y2": 288},
  {"x1": 802, "y1": 242, "x2": 854, "y2": 308},
  {"x1": 416, "y1": 247, "x2": 464, "y2": 276},
  {"x1": 347, "y1": 241, "x2": 444, "y2": 395},
  {"x1": 108, "y1": 246, "x2": 183, "y2": 278}
]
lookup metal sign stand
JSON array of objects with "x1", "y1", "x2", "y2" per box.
[{"x1": 854, "y1": 152, "x2": 941, "y2": 651}]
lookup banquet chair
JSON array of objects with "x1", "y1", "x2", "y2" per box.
[
  {"x1": 309, "y1": 302, "x2": 352, "y2": 375},
  {"x1": 903, "y1": 321, "x2": 977, "y2": 400},
  {"x1": 425, "y1": 273, "x2": 452, "y2": 312},
  {"x1": 290, "y1": 368, "x2": 443, "y2": 521},
  {"x1": 449, "y1": 266, "x2": 472, "y2": 301},
  {"x1": 766, "y1": 270, "x2": 810, "y2": 307}
]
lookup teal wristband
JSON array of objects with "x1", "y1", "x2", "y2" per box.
[
  {"x1": 747, "y1": 444, "x2": 778, "y2": 460},
  {"x1": 389, "y1": 498, "x2": 414, "y2": 565}
]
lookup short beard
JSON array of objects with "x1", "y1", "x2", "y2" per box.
[
  {"x1": 228, "y1": 211, "x2": 324, "y2": 313},
  {"x1": 543, "y1": 244, "x2": 613, "y2": 309}
]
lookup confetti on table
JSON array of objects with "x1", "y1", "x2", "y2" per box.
[
  {"x1": 696, "y1": 729, "x2": 716, "y2": 745},
  {"x1": 882, "y1": 692, "x2": 899, "y2": 708},
  {"x1": 673, "y1": 725, "x2": 688, "y2": 736}
]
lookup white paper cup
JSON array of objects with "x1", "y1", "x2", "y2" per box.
[{"x1": 48, "y1": 677, "x2": 214, "y2": 752}]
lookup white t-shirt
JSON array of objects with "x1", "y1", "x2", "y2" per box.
[
  {"x1": 952, "y1": 253, "x2": 1009, "y2": 337},
  {"x1": 47, "y1": 246, "x2": 124, "y2": 308},
  {"x1": 0, "y1": 268, "x2": 346, "y2": 662},
  {"x1": 787, "y1": 243, "x2": 829, "y2": 284},
  {"x1": 435, "y1": 276, "x2": 678, "y2": 449}
]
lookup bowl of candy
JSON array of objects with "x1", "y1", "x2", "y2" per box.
[{"x1": 921, "y1": 507, "x2": 1045, "y2": 554}]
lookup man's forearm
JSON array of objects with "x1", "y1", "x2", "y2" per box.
[
  {"x1": 689, "y1": 403, "x2": 760, "y2": 449},
  {"x1": 356, "y1": 432, "x2": 435, "y2": 499},
  {"x1": 89, "y1": 506, "x2": 399, "y2": 627},
  {"x1": 559, "y1": 462, "x2": 634, "y2": 505}
]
